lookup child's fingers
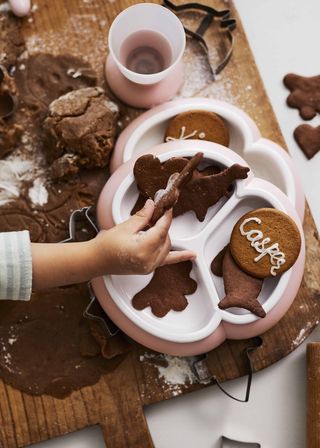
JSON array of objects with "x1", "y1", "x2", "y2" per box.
[
  {"x1": 153, "y1": 235, "x2": 172, "y2": 266},
  {"x1": 146, "y1": 209, "x2": 173, "y2": 243},
  {"x1": 123, "y1": 199, "x2": 154, "y2": 233},
  {"x1": 161, "y1": 250, "x2": 197, "y2": 266}
]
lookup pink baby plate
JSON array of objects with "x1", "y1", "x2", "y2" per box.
[
  {"x1": 92, "y1": 140, "x2": 305, "y2": 356},
  {"x1": 111, "y1": 98, "x2": 305, "y2": 221}
]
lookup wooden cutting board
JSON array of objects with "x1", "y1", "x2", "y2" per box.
[{"x1": 1, "y1": 1, "x2": 320, "y2": 447}]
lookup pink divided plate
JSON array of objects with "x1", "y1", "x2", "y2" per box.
[
  {"x1": 111, "y1": 98, "x2": 305, "y2": 221},
  {"x1": 92, "y1": 141, "x2": 305, "y2": 356}
]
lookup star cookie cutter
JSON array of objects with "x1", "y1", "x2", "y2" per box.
[
  {"x1": 0, "y1": 65, "x2": 19, "y2": 119},
  {"x1": 163, "y1": 0, "x2": 236, "y2": 78}
]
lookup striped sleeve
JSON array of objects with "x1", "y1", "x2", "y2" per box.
[{"x1": 0, "y1": 231, "x2": 32, "y2": 301}]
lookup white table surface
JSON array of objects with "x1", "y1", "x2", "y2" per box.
[{"x1": 29, "y1": 0, "x2": 320, "y2": 447}]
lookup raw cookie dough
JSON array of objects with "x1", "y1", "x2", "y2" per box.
[
  {"x1": 0, "y1": 118, "x2": 22, "y2": 158},
  {"x1": 15, "y1": 53, "x2": 97, "y2": 116},
  {"x1": 0, "y1": 12, "x2": 24, "y2": 69},
  {"x1": 43, "y1": 87, "x2": 119, "y2": 173},
  {"x1": 0, "y1": 284, "x2": 127, "y2": 398},
  {"x1": 0, "y1": 65, "x2": 21, "y2": 157},
  {"x1": 165, "y1": 110, "x2": 230, "y2": 147}
]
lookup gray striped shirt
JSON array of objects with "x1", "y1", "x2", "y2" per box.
[{"x1": 0, "y1": 231, "x2": 32, "y2": 301}]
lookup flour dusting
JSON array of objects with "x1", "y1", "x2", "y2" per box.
[
  {"x1": 140, "y1": 353, "x2": 197, "y2": 396},
  {"x1": 0, "y1": 2, "x2": 10, "y2": 12},
  {"x1": 28, "y1": 178, "x2": 49, "y2": 206},
  {"x1": 157, "y1": 356, "x2": 196, "y2": 385},
  {"x1": 0, "y1": 159, "x2": 33, "y2": 206},
  {"x1": 291, "y1": 321, "x2": 319, "y2": 348}
]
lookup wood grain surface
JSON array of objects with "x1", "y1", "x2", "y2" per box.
[
  {"x1": 307, "y1": 343, "x2": 320, "y2": 448},
  {"x1": 1, "y1": 1, "x2": 320, "y2": 447}
]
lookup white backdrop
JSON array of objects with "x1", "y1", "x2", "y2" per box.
[{"x1": 27, "y1": 0, "x2": 320, "y2": 446}]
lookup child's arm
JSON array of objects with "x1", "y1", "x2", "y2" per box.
[{"x1": 31, "y1": 199, "x2": 196, "y2": 290}]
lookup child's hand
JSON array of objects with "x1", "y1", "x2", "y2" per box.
[{"x1": 93, "y1": 199, "x2": 196, "y2": 275}]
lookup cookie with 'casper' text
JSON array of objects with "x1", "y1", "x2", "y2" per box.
[{"x1": 230, "y1": 208, "x2": 301, "y2": 279}]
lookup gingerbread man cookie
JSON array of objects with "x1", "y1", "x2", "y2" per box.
[
  {"x1": 164, "y1": 110, "x2": 230, "y2": 147},
  {"x1": 230, "y1": 208, "x2": 301, "y2": 279}
]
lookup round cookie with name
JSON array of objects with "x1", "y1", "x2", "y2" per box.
[
  {"x1": 230, "y1": 208, "x2": 301, "y2": 279},
  {"x1": 164, "y1": 110, "x2": 230, "y2": 147}
]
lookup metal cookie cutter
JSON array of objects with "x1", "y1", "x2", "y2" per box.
[
  {"x1": 191, "y1": 336, "x2": 263, "y2": 402},
  {"x1": 60, "y1": 206, "x2": 99, "y2": 243},
  {"x1": 0, "y1": 65, "x2": 19, "y2": 119},
  {"x1": 221, "y1": 436, "x2": 261, "y2": 447},
  {"x1": 163, "y1": 0, "x2": 236, "y2": 78},
  {"x1": 60, "y1": 206, "x2": 120, "y2": 337}
]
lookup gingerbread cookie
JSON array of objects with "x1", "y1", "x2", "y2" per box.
[
  {"x1": 211, "y1": 245, "x2": 265, "y2": 318},
  {"x1": 165, "y1": 110, "x2": 230, "y2": 146},
  {"x1": 294, "y1": 124, "x2": 320, "y2": 160},
  {"x1": 230, "y1": 208, "x2": 301, "y2": 279},
  {"x1": 133, "y1": 154, "x2": 189, "y2": 198},
  {"x1": 173, "y1": 163, "x2": 249, "y2": 221},
  {"x1": 131, "y1": 162, "x2": 223, "y2": 215},
  {"x1": 132, "y1": 154, "x2": 249, "y2": 221},
  {"x1": 211, "y1": 245, "x2": 228, "y2": 277},
  {"x1": 283, "y1": 73, "x2": 320, "y2": 120},
  {"x1": 132, "y1": 261, "x2": 197, "y2": 317},
  {"x1": 150, "y1": 152, "x2": 203, "y2": 224}
]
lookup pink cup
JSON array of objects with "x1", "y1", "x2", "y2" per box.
[{"x1": 105, "y1": 3, "x2": 186, "y2": 108}]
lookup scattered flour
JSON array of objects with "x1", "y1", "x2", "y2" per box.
[
  {"x1": 25, "y1": 13, "x2": 107, "y2": 76},
  {"x1": 0, "y1": 2, "x2": 10, "y2": 12},
  {"x1": 30, "y1": 3, "x2": 38, "y2": 13},
  {"x1": 0, "y1": 335, "x2": 21, "y2": 375},
  {"x1": 28, "y1": 178, "x2": 49, "y2": 206},
  {"x1": 0, "y1": 159, "x2": 33, "y2": 206},
  {"x1": 291, "y1": 321, "x2": 319, "y2": 348},
  {"x1": 140, "y1": 353, "x2": 197, "y2": 396},
  {"x1": 157, "y1": 355, "x2": 196, "y2": 385},
  {"x1": 8, "y1": 337, "x2": 17, "y2": 346}
]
